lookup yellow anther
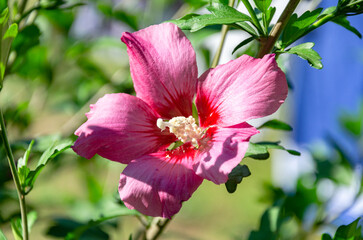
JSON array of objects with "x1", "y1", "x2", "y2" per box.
[{"x1": 157, "y1": 116, "x2": 203, "y2": 145}]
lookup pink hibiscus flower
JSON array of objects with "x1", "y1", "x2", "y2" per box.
[{"x1": 72, "y1": 23, "x2": 288, "y2": 219}]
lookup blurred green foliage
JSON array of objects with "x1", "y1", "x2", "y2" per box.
[{"x1": 0, "y1": 0, "x2": 362, "y2": 239}]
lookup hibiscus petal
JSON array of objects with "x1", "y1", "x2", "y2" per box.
[
  {"x1": 121, "y1": 22, "x2": 198, "y2": 119},
  {"x1": 196, "y1": 54, "x2": 287, "y2": 128},
  {"x1": 119, "y1": 149, "x2": 203, "y2": 218},
  {"x1": 193, "y1": 123, "x2": 259, "y2": 184},
  {"x1": 72, "y1": 93, "x2": 175, "y2": 163}
]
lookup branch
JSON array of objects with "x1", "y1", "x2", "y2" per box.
[
  {"x1": 257, "y1": 0, "x2": 301, "y2": 57},
  {"x1": 0, "y1": 109, "x2": 28, "y2": 240},
  {"x1": 210, "y1": 0, "x2": 236, "y2": 68}
]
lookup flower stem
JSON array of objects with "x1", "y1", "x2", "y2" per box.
[
  {"x1": 0, "y1": 108, "x2": 29, "y2": 240},
  {"x1": 146, "y1": 218, "x2": 170, "y2": 240},
  {"x1": 257, "y1": 0, "x2": 301, "y2": 58},
  {"x1": 211, "y1": 0, "x2": 236, "y2": 68},
  {"x1": 134, "y1": 217, "x2": 170, "y2": 240}
]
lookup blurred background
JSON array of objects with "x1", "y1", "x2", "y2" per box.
[{"x1": 0, "y1": 0, "x2": 362, "y2": 239}]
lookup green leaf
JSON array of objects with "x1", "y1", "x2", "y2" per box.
[
  {"x1": 285, "y1": 42, "x2": 323, "y2": 69},
  {"x1": 48, "y1": 207, "x2": 139, "y2": 239},
  {"x1": 248, "y1": 207, "x2": 281, "y2": 240},
  {"x1": 10, "y1": 218, "x2": 22, "y2": 240},
  {"x1": 169, "y1": 2, "x2": 251, "y2": 32},
  {"x1": 0, "y1": 62, "x2": 4, "y2": 83},
  {"x1": 245, "y1": 142, "x2": 301, "y2": 160},
  {"x1": 225, "y1": 164, "x2": 251, "y2": 193},
  {"x1": 184, "y1": 0, "x2": 211, "y2": 9},
  {"x1": 11, "y1": 45, "x2": 51, "y2": 80},
  {"x1": 340, "y1": 106, "x2": 363, "y2": 137},
  {"x1": 17, "y1": 140, "x2": 34, "y2": 169},
  {"x1": 0, "y1": 0, "x2": 6, "y2": 13},
  {"x1": 0, "y1": 8, "x2": 12, "y2": 83},
  {"x1": 10, "y1": 211, "x2": 38, "y2": 239},
  {"x1": 17, "y1": 140, "x2": 34, "y2": 187},
  {"x1": 3, "y1": 23, "x2": 18, "y2": 39},
  {"x1": 245, "y1": 142, "x2": 271, "y2": 160},
  {"x1": 27, "y1": 211, "x2": 37, "y2": 233},
  {"x1": 24, "y1": 139, "x2": 73, "y2": 192},
  {"x1": 332, "y1": 16, "x2": 362, "y2": 38},
  {"x1": 0, "y1": 7, "x2": 8, "y2": 25},
  {"x1": 69, "y1": 207, "x2": 140, "y2": 239},
  {"x1": 319, "y1": 6, "x2": 337, "y2": 18},
  {"x1": 253, "y1": 0, "x2": 272, "y2": 13},
  {"x1": 0, "y1": 229, "x2": 7, "y2": 240},
  {"x1": 322, "y1": 233, "x2": 333, "y2": 240},
  {"x1": 235, "y1": 21, "x2": 259, "y2": 36},
  {"x1": 281, "y1": 8, "x2": 323, "y2": 48},
  {"x1": 257, "y1": 119, "x2": 293, "y2": 131},
  {"x1": 37, "y1": 139, "x2": 72, "y2": 166},
  {"x1": 232, "y1": 36, "x2": 255, "y2": 54},
  {"x1": 97, "y1": 4, "x2": 139, "y2": 30},
  {"x1": 337, "y1": 0, "x2": 363, "y2": 15},
  {"x1": 46, "y1": 218, "x2": 109, "y2": 239},
  {"x1": 265, "y1": 6, "x2": 276, "y2": 28},
  {"x1": 113, "y1": 9, "x2": 139, "y2": 31},
  {"x1": 333, "y1": 217, "x2": 362, "y2": 240},
  {"x1": 12, "y1": 24, "x2": 41, "y2": 55},
  {"x1": 321, "y1": 233, "x2": 333, "y2": 240},
  {"x1": 18, "y1": 165, "x2": 30, "y2": 188}
]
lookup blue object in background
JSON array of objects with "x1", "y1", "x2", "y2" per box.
[{"x1": 291, "y1": 7, "x2": 363, "y2": 165}]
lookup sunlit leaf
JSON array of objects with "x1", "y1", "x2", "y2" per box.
[
  {"x1": 23, "y1": 139, "x2": 73, "y2": 193},
  {"x1": 265, "y1": 7, "x2": 276, "y2": 27},
  {"x1": 253, "y1": 0, "x2": 272, "y2": 13},
  {"x1": 257, "y1": 119, "x2": 293, "y2": 131},
  {"x1": 37, "y1": 139, "x2": 72, "y2": 166},
  {"x1": 281, "y1": 8, "x2": 322, "y2": 47},
  {"x1": 169, "y1": 2, "x2": 251, "y2": 32},
  {"x1": 18, "y1": 165, "x2": 30, "y2": 188},
  {"x1": 183, "y1": 0, "x2": 210, "y2": 9},
  {"x1": 17, "y1": 140, "x2": 34, "y2": 169},
  {"x1": 3, "y1": 23, "x2": 18, "y2": 39},
  {"x1": 285, "y1": 42, "x2": 323, "y2": 69},
  {"x1": 245, "y1": 142, "x2": 301, "y2": 160},
  {"x1": 235, "y1": 21, "x2": 259, "y2": 36},
  {"x1": 0, "y1": 7, "x2": 8, "y2": 25}
]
